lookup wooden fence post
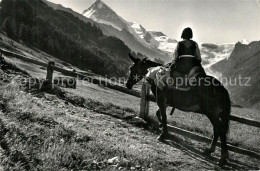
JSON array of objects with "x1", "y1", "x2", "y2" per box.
[
  {"x1": 46, "y1": 61, "x2": 54, "y2": 83},
  {"x1": 140, "y1": 82, "x2": 150, "y2": 119}
]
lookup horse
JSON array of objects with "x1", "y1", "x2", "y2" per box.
[{"x1": 125, "y1": 54, "x2": 231, "y2": 166}]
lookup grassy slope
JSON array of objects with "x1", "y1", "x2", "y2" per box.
[
  {"x1": 0, "y1": 73, "x2": 259, "y2": 170},
  {"x1": 0, "y1": 73, "x2": 225, "y2": 170},
  {"x1": 0, "y1": 32, "x2": 93, "y2": 79},
  {"x1": 0, "y1": 32, "x2": 78, "y2": 71}
]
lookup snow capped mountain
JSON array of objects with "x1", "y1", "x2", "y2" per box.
[
  {"x1": 82, "y1": 0, "x2": 128, "y2": 30},
  {"x1": 129, "y1": 22, "x2": 156, "y2": 44},
  {"x1": 83, "y1": 0, "x2": 155, "y2": 45},
  {"x1": 149, "y1": 31, "x2": 178, "y2": 53},
  {"x1": 200, "y1": 43, "x2": 235, "y2": 67},
  {"x1": 239, "y1": 39, "x2": 250, "y2": 45},
  {"x1": 199, "y1": 43, "x2": 235, "y2": 76},
  {"x1": 130, "y1": 22, "x2": 146, "y2": 39},
  {"x1": 82, "y1": 0, "x2": 172, "y2": 62},
  {"x1": 82, "y1": 0, "x2": 155, "y2": 46},
  {"x1": 149, "y1": 31, "x2": 166, "y2": 37}
]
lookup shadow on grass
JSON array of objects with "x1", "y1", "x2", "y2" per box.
[
  {"x1": 164, "y1": 134, "x2": 258, "y2": 170},
  {"x1": 144, "y1": 116, "x2": 259, "y2": 170}
]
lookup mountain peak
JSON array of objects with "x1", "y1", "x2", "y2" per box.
[
  {"x1": 149, "y1": 31, "x2": 166, "y2": 37},
  {"x1": 94, "y1": 0, "x2": 105, "y2": 8},
  {"x1": 239, "y1": 39, "x2": 250, "y2": 45},
  {"x1": 82, "y1": 0, "x2": 128, "y2": 30}
]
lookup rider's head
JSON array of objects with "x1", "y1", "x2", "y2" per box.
[{"x1": 181, "y1": 27, "x2": 193, "y2": 40}]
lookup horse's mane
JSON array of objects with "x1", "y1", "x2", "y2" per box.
[{"x1": 144, "y1": 59, "x2": 162, "y2": 67}]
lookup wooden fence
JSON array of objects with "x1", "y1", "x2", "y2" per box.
[{"x1": 2, "y1": 48, "x2": 260, "y2": 159}]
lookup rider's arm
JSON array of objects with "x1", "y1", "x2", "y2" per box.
[
  {"x1": 195, "y1": 43, "x2": 202, "y2": 62},
  {"x1": 173, "y1": 43, "x2": 179, "y2": 63}
]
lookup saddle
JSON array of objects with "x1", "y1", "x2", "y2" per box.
[
  {"x1": 145, "y1": 66, "x2": 206, "y2": 91},
  {"x1": 169, "y1": 66, "x2": 206, "y2": 91}
]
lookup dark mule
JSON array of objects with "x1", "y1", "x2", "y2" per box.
[{"x1": 126, "y1": 54, "x2": 231, "y2": 166}]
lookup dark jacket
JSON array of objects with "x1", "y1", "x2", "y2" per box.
[{"x1": 173, "y1": 40, "x2": 202, "y2": 62}]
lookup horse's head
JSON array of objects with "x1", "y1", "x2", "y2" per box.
[{"x1": 126, "y1": 54, "x2": 149, "y2": 90}]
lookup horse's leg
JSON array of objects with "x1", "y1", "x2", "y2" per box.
[
  {"x1": 157, "y1": 106, "x2": 168, "y2": 141},
  {"x1": 157, "y1": 92, "x2": 168, "y2": 141},
  {"x1": 203, "y1": 114, "x2": 219, "y2": 155},
  {"x1": 199, "y1": 90, "x2": 221, "y2": 156},
  {"x1": 156, "y1": 109, "x2": 162, "y2": 123},
  {"x1": 206, "y1": 107, "x2": 228, "y2": 166},
  {"x1": 157, "y1": 107, "x2": 175, "y2": 127},
  {"x1": 218, "y1": 122, "x2": 229, "y2": 166},
  {"x1": 212, "y1": 107, "x2": 229, "y2": 166}
]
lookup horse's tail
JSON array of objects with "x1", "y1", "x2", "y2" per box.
[{"x1": 220, "y1": 86, "x2": 231, "y2": 136}]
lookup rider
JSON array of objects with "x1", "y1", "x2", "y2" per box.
[{"x1": 171, "y1": 27, "x2": 202, "y2": 75}]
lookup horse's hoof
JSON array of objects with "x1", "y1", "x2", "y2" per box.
[
  {"x1": 202, "y1": 148, "x2": 214, "y2": 156},
  {"x1": 157, "y1": 134, "x2": 164, "y2": 142},
  {"x1": 217, "y1": 158, "x2": 227, "y2": 167},
  {"x1": 157, "y1": 133, "x2": 169, "y2": 142}
]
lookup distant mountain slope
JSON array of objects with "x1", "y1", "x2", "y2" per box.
[
  {"x1": 149, "y1": 31, "x2": 178, "y2": 55},
  {"x1": 42, "y1": 0, "x2": 95, "y2": 25},
  {"x1": 200, "y1": 43, "x2": 235, "y2": 76},
  {"x1": 98, "y1": 23, "x2": 170, "y2": 62},
  {"x1": 211, "y1": 41, "x2": 260, "y2": 109},
  {"x1": 82, "y1": 0, "x2": 171, "y2": 62},
  {"x1": 0, "y1": 0, "x2": 132, "y2": 77}
]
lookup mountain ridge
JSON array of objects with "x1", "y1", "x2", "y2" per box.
[
  {"x1": 82, "y1": 0, "x2": 172, "y2": 62},
  {"x1": 211, "y1": 41, "x2": 260, "y2": 109},
  {"x1": 0, "y1": 0, "x2": 133, "y2": 77}
]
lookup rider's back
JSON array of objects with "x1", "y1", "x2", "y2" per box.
[
  {"x1": 178, "y1": 40, "x2": 197, "y2": 56},
  {"x1": 175, "y1": 41, "x2": 201, "y2": 75}
]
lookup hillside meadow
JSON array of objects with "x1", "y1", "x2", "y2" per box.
[{"x1": 0, "y1": 65, "x2": 259, "y2": 170}]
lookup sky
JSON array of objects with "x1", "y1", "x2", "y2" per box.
[{"x1": 48, "y1": 0, "x2": 260, "y2": 43}]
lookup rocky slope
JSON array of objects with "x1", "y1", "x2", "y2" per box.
[
  {"x1": 211, "y1": 41, "x2": 260, "y2": 109},
  {"x1": 201, "y1": 43, "x2": 235, "y2": 76},
  {"x1": 82, "y1": 0, "x2": 171, "y2": 62},
  {"x1": 0, "y1": 0, "x2": 132, "y2": 77}
]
